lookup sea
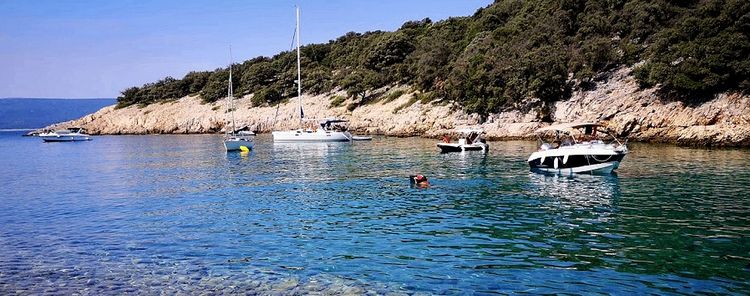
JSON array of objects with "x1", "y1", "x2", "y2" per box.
[
  {"x1": 0, "y1": 130, "x2": 748, "y2": 294},
  {"x1": 0, "y1": 98, "x2": 115, "y2": 130}
]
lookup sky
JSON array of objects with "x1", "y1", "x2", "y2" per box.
[{"x1": 0, "y1": 0, "x2": 492, "y2": 99}]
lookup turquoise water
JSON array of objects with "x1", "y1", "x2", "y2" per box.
[{"x1": 0, "y1": 131, "x2": 748, "y2": 294}]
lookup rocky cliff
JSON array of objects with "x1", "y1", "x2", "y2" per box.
[{"x1": 45, "y1": 67, "x2": 750, "y2": 147}]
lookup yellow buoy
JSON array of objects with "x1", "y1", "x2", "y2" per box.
[{"x1": 239, "y1": 146, "x2": 250, "y2": 152}]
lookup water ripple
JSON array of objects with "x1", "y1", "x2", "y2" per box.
[{"x1": 0, "y1": 133, "x2": 748, "y2": 294}]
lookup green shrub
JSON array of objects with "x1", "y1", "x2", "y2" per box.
[
  {"x1": 115, "y1": 0, "x2": 748, "y2": 113},
  {"x1": 329, "y1": 95, "x2": 347, "y2": 108},
  {"x1": 418, "y1": 92, "x2": 435, "y2": 104},
  {"x1": 252, "y1": 87, "x2": 281, "y2": 107},
  {"x1": 383, "y1": 90, "x2": 405, "y2": 103}
]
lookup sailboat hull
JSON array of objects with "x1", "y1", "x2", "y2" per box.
[
  {"x1": 272, "y1": 130, "x2": 351, "y2": 142},
  {"x1": 224, "y1": 138, "x2": 253, "y2": 151}
]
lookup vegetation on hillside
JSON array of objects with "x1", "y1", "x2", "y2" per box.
[{"x1": 117, "y1": 0, "x2": 750, "y2": 118}]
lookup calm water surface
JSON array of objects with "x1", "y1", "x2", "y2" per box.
[{"x1": 0, "y1": 132, "x2": 748, "y2": 294}]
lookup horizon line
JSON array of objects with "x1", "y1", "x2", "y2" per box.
[{"x1": 0, "y1": 97, "x2": 116, "y2": 100}]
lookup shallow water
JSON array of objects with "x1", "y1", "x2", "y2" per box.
[{"x1": 0, "y1": 132, "x2": 748, "y2": 294}]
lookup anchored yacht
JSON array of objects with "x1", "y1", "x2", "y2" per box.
[
  {"x1": 527, "y1": 122, "x2": 628, "y2": 175},
  {"x1": 223, "y1": 46, "x2": 253, "y2": 152},
  {"x1": 39, "y1": 128, "x2": 92, "y2": 142},
  {"x1": 272, "y1": 7, "x2": 353, "y2": 143},
  {"x1": 273, "y1": 118, "x2": 352, "y2": 142}
]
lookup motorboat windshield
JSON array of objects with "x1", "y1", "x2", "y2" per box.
[
  {"x1": 49, "y1": 127, "x2": 87, "y2": 135},
  {"x1": 446, "y1": 128, "x2": 485, "y2": 144}
]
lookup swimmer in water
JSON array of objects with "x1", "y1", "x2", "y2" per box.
[{"x1": 410, "y1": 174, "x2": 430, "y2": 188}]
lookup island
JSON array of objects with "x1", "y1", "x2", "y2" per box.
[{"x1": 43, "y1": 1, "x2": 750, "y2": 147}]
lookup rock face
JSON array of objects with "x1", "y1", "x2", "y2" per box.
[{"x1": 47, "y1": 67, "x2": 750, "y2": 146}]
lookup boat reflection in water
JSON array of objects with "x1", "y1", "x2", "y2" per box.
[
  {"x1": 525, "y1": 172, "x2": 621, "y2": 221},
  {"x1": 272, "y1": 141, "x2": 351, "y2": 183}
]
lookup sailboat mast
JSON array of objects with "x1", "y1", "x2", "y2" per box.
[
  {"x1": 296, "y1": 6, "x2": 302, "y2": 127},
  {"x1": 229, "y1": 45, "x2": 237, "y2": 135}
]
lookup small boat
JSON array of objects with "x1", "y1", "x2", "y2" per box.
[
  {"x1": 223, "y1": 46, "x2": 253, "y2": 152},
  {"x1": 272, "y1": 7, "x2": 353, "y2": 144},
  {"x1": 527, "y1": 122, "x2": 628, "y2": 175},
  {"x1": 39, "y1": 127, "x2": 92, "y2": 142},
  {"x1": 352, "y1": 136, "x2": 372, "y2": 141},
  {"x1": 224, "y1": 135, "x2": 253, "y2": 151},
  {"x1": 437, "y1": 129, "x2": 488, "y2": 153}
]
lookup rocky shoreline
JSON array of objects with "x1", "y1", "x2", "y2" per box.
[{"x1": 43, "y1": 67, "x2": 750, "y2": 147}]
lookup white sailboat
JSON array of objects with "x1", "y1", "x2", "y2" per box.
[
  {"x1": 272, "y1": 6, "x2": 352, "y2": 143},
  {"x1": 223, "y1": 46, "x2": 254, "y2": 151}
]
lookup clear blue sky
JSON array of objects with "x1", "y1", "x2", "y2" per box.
[{"x1": 0, "y1": 0, "x2": 491, "y2": 98}]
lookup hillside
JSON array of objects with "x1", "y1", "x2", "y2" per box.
[
  {"x1": 114, "y1": 0, "x2": 749, "y2": 117},
  {"x1": 46, "y1": 66, "x2": 750, "y2": 146},
  {"x1": 42, "y1": 0, "x2": 750, "y2": 146}
]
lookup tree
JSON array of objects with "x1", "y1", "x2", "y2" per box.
[
  {"x1": 113, "y1": 0, "x2": 749, "y2": 113},
  {"x1": 116, "y1": 87, "x2": 140, "y2": 108},
  {"x1": 239, "y1": 61, "x2": 277, "y2": 95},
  {"x1": 183, "y1": 71, "x2": 211, "y2": 94},
  {"x1": 252, "y1": 87, "x2": 281, "y2": 107},
  {"x1": 200, "y1": 69, "x2": 230, "y2": 103},
  {"x1": 338, "y1": 68, "x2": 382, "y2": 101}
]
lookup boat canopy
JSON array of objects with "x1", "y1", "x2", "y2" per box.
[
  {"x1": 535, "y1": 122, "x2": 602, "y2": 133},
  {"x1": 318, "y1": 118, "x2": 349, "y2": 131}
]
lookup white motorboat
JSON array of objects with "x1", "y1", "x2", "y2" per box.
[
  {"x1": 527, "y1": 122, "x2": 628, "y2": 175},
  {"x1": 39, "y1": 127, "x2": 92, "y2": 142},
  {"x1": 223, "y1": 46, "x2": 253, "y2": 152},
  {"x1": 352, "y1": 136, "x2": 372, "y2": 141},
  {"x1": 437, "y1": 128, "x2": 488, "y2": 153},
  {"x1": 273, "y1": 118, "x2": 352, "y2": 142},
  {"x1": 272, "y1": 7, "x2": 353, "y2": 143}
]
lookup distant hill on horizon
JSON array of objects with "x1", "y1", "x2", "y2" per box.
[
  {"x1": 0, "y1": 98, "x2": 115, "y2": 129},
  {"x1": 1, "y1": 97, "x2": 114, "y2": 100}
]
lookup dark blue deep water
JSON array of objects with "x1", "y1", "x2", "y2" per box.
[
  {"x1": 1, "y1": 131, "x2": 748, "y2": 294},
  {"x1": 0, "y1": 98, "x2": 114, "y2": 129}
]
